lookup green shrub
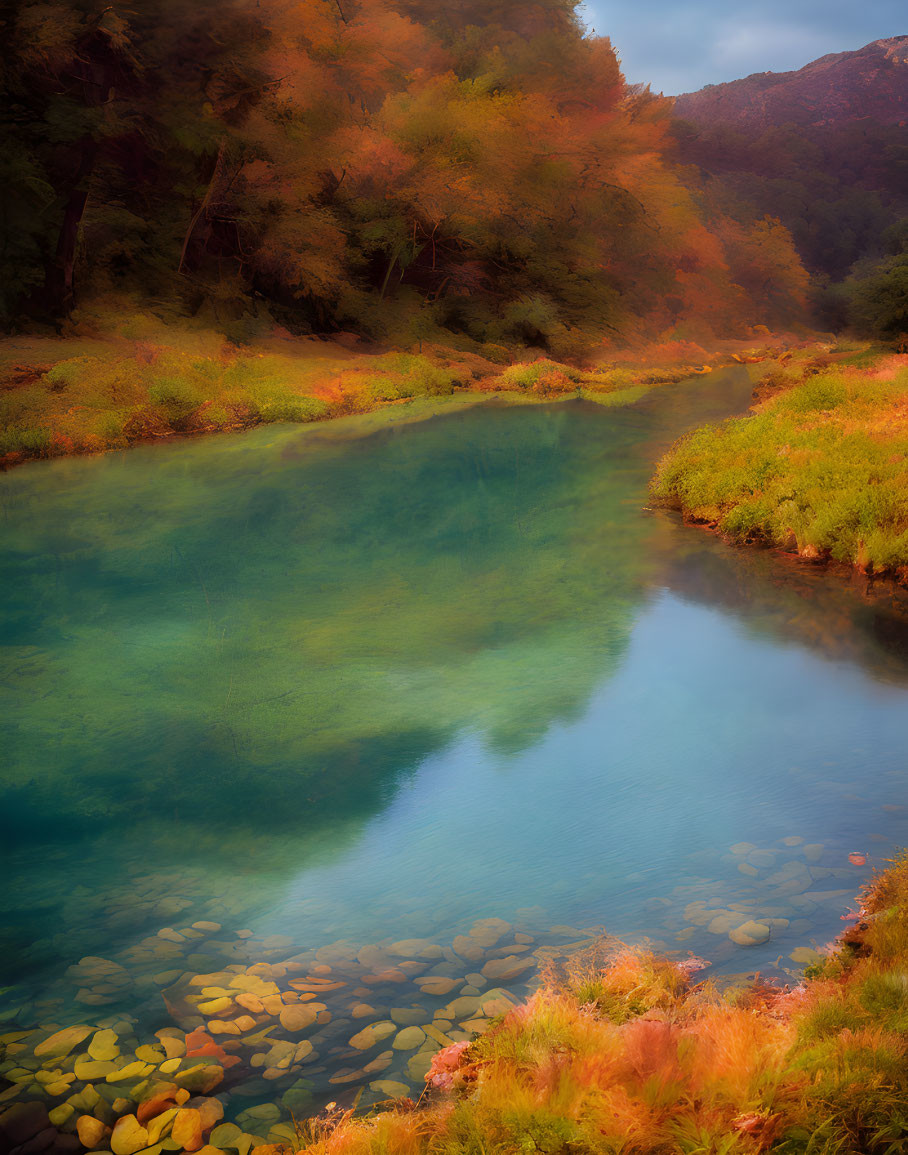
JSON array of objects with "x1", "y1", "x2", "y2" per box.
[
  {"x1": 147, "y1": 375, "x2": 202, "y2": 426},
  {"x1": 0, "y1": 426, "x2": 51, "y2": 455},
  {"x1": 254, "y1": 394, "x2": 329, "y2": 423}
]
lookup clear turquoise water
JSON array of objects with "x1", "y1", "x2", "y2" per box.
[{"x1": 2, "y1": 369, "x2": 908, "y2": 1113}]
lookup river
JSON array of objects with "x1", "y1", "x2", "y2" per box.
[{"x1": 2, "y1": 367, "x2": 907, "y2": 1130}]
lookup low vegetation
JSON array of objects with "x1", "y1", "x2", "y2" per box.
[
  {"x1": 288, "y1": 852, "x2": 908, "y2": 1154},
  {"x1": 0, "y1": 312, "x2": 737, "y2": 468},
  {"x1": 652, "y1": 349, "x2": 908, "y2": 582}
]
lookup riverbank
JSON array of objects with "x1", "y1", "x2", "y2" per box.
[
  {"x1": 652, "y1": 346, "x2": 908, "y2": 585},
  {"x1": 1, "y1": 852, "x2": 902, "y2": 1155},
  {"x1": 0, "y1": 314, "x2": 807, "y2": 470},
  {"x1": 292, "y1": 854, "x2": 908, "y2": 1155}
]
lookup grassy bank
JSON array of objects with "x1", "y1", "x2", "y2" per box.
[
  {"x1": 0, "y1": 312, "x2": 791, "y2": 469},
  {"x1": 284, "y1": 854, "x2": 908, "y2": 1154},
  {"x1": 651, "y1": 348, "x2": 908, "y2": 582}
]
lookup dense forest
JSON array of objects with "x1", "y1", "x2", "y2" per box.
[{"x1": 1, "y1": 0, "x2": 811, "y2": 349}]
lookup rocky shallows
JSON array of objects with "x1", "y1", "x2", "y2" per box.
[
  {"x1": 0, "y1": 916, "x2": 604, "y2": 1154},
  {"x1": 0, "y1": 833, "x2": 881, "y2": 1154}
]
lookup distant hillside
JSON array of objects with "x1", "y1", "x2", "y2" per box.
[
  {"x1": 671, "y1": 37, "x2": 908, "y2": 291},
  {"x1": 674, "y1": 36, "x2": 908, "y2": 130}
]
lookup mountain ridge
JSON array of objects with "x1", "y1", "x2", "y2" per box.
[{"x1": 674, "y1": 35, "x2": 908, "y2": 130}]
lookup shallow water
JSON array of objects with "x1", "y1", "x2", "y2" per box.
[{"x1": 2, "y1": 370, "x2": 908, "y2": 1129}]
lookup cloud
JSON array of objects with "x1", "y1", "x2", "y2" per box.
[{"x1": 580, "y1": 0, "x2": 907, "y2": 93}]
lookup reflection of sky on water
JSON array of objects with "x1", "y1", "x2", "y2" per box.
[{"x1": 272, "y1": 588, "x2": 908, "y2": 972}]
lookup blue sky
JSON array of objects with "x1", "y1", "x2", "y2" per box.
[{"x1": 579, "y1": 1, "x2": 906, "y2": 94}]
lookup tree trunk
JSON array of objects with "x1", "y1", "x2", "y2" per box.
[{"x1": 42, "y1": 143, "x2": 96, "y2": 321}]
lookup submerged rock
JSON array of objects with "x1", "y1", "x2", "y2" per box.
[
  {"x1": 481, "y1": 955, "x2": 533, "y2": 982},
  {"x1": 729, "y1": 921, "x2": 771, "y2": 947},
  {"x1": 349, "y1": 1021, "x2": 396, "y2": 1050},
  {"x1": 33, "y1": 1026, "x2": 92, "y2": 1059}
]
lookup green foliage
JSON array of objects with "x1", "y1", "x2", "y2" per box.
[
  {"x1": 354, "y1": 354, "x2": 462, "y2": 402},
  {"x1": 0, "y1": 425, "x2": 51, "y2": 456},
  {"x1": 845, "y1": 253, "x2": 908, "y2": 339},
  {"x1": 499, "y1": 359, "x2": 581, "y2": 390},
  {"x1": 147, "y1": 375, "x2": 203, "y2": 427}
]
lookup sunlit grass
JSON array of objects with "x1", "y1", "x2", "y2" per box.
[
  {"x1": 652, "y1": 352, "x2": 908, "y2": 578},
  {"x1": 0, "y1": 307, "x2": 743, "y2": 467}
]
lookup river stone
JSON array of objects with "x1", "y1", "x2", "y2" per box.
[
  {"x1": 279, "y1": 1004, "x2": 318, "y2": 1033},
  {"x1": 707, "y1": 913, "x2": 742, "y2": 935},
  {"x1": 370, "y1": 1079, "x2": 410, "y2": 1098},
  {"x1": 451, "y1": 936, "x2": 485, "y2": 962},
  {"x1": 392, "y1": 1027, "x2": 425, "y2": 1051},
  {"x1": 746, "y1": 850, "x2": 776, "y2": 868},
  {"x1": 74, "y1": 1057, "x2": 117, "y2": 1080},
  {"x1": 187, "y1": 1096, "x2": 224, "y2": 1131},
  {"x1": 362, "y1": 1050, "x2": 393, "y2": 1074},
  {"x1": 781, "y1": 836, "x2": 804, "y2": 846},
  {"x1": 387, "y1": 938, "x2": 441, "y2": 959},
  {"x1": 351, "y1": 1003, "x2": 377, "y2": 1019},
  {"x1": 107, "y1": 1059, "x2": 154, "y2": 1083},
  {"x1": 68, "y1": 1085, "x2": 100, "y2": 1112},
  {"x1": 729, "y1": 921, "x2": 771, "y2": 947},
  {"x1": 407, "y1": 1050, "x2": 435, "y2": 1081},
  {"x1": 481, "y1": 955, "x2": 533, "y2": 982},
  {"x1": 206, "y1": 1019, "x2": 238, "y2": 1036},
  {"x1": 171, "y1": 1107, "x2": 203, "y2": 1151},
  {"x1": 228, "y1": 975, "x2": 280, "y2": 998},
  {"x1": 76, "y1": 1114, "x2": 110, "y2": 1149},
  {"x1": 468, "y1": 918, "x2": 512, "y2": 947},
  {"x1": 209, "y1": 1122, "x2": 243, "y2": 1147},
  {"x1": 391, "y1": 1008, "x2": 424, "y2": 1026},
  {"x1": 88, "y1": 1029, "x2": 120, "y2": 1062},
  {"x1": 192, "y1": 922, "x2": 222, "y2": 932},
  {"x1": 349, "y1": 1021, "x2": 396, "y2": 1050},
  {"x1": 33, "y1": 1026, "x2": 92, "y2": 1058},
  {"x1": 174, "y1": 1064, "x2": 223, "y2": 1093},
  {"x1": 729, "y1": 842, "x2": 757, "y2": 855},
  {"x1": 357, "y1": 945, "x2": 395, "y2": 970},
  {"x1": 479, "y1": 988, "x2": 515, "y2": 1010},
  {"x1": 766, "y1": 861, "x2": 812, "y2": 890},
  {"x1": 110, "y1": 1113, "x2": 149, "y2": 1155},
  {"x1": 423, "y1": 1023, "x2": 455, "y2": 1046},
  {"x1": 235, "y1": 993, "x2": 264, "y2": 1014},
  {"x1": 48, "y1": 1103, "x2": 74, "y2": 1127},
  {"x1": 414, "y1": 976, "x2": 457, "y2": 996},
  {"x1": 737, "y1": 863, "x2": 759, "y2": 877},
  {"x1": 445, "y1": 995, "x2": 480, "y2": 1019},
  {"x1": 790, "y1": 947, "x2": 825, "y2": 965}
]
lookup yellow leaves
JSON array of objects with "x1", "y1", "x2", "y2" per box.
[{"x1": 254, "y1": 208, "x2": 348, "y2": 297}]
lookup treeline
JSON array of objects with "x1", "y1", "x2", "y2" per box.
[
  {"x1": 1, "y1": 0, "x2": 809, "y2": 348},
  {"x1": 673, "y1": 117, "x2": 908, "y2": 339}
]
